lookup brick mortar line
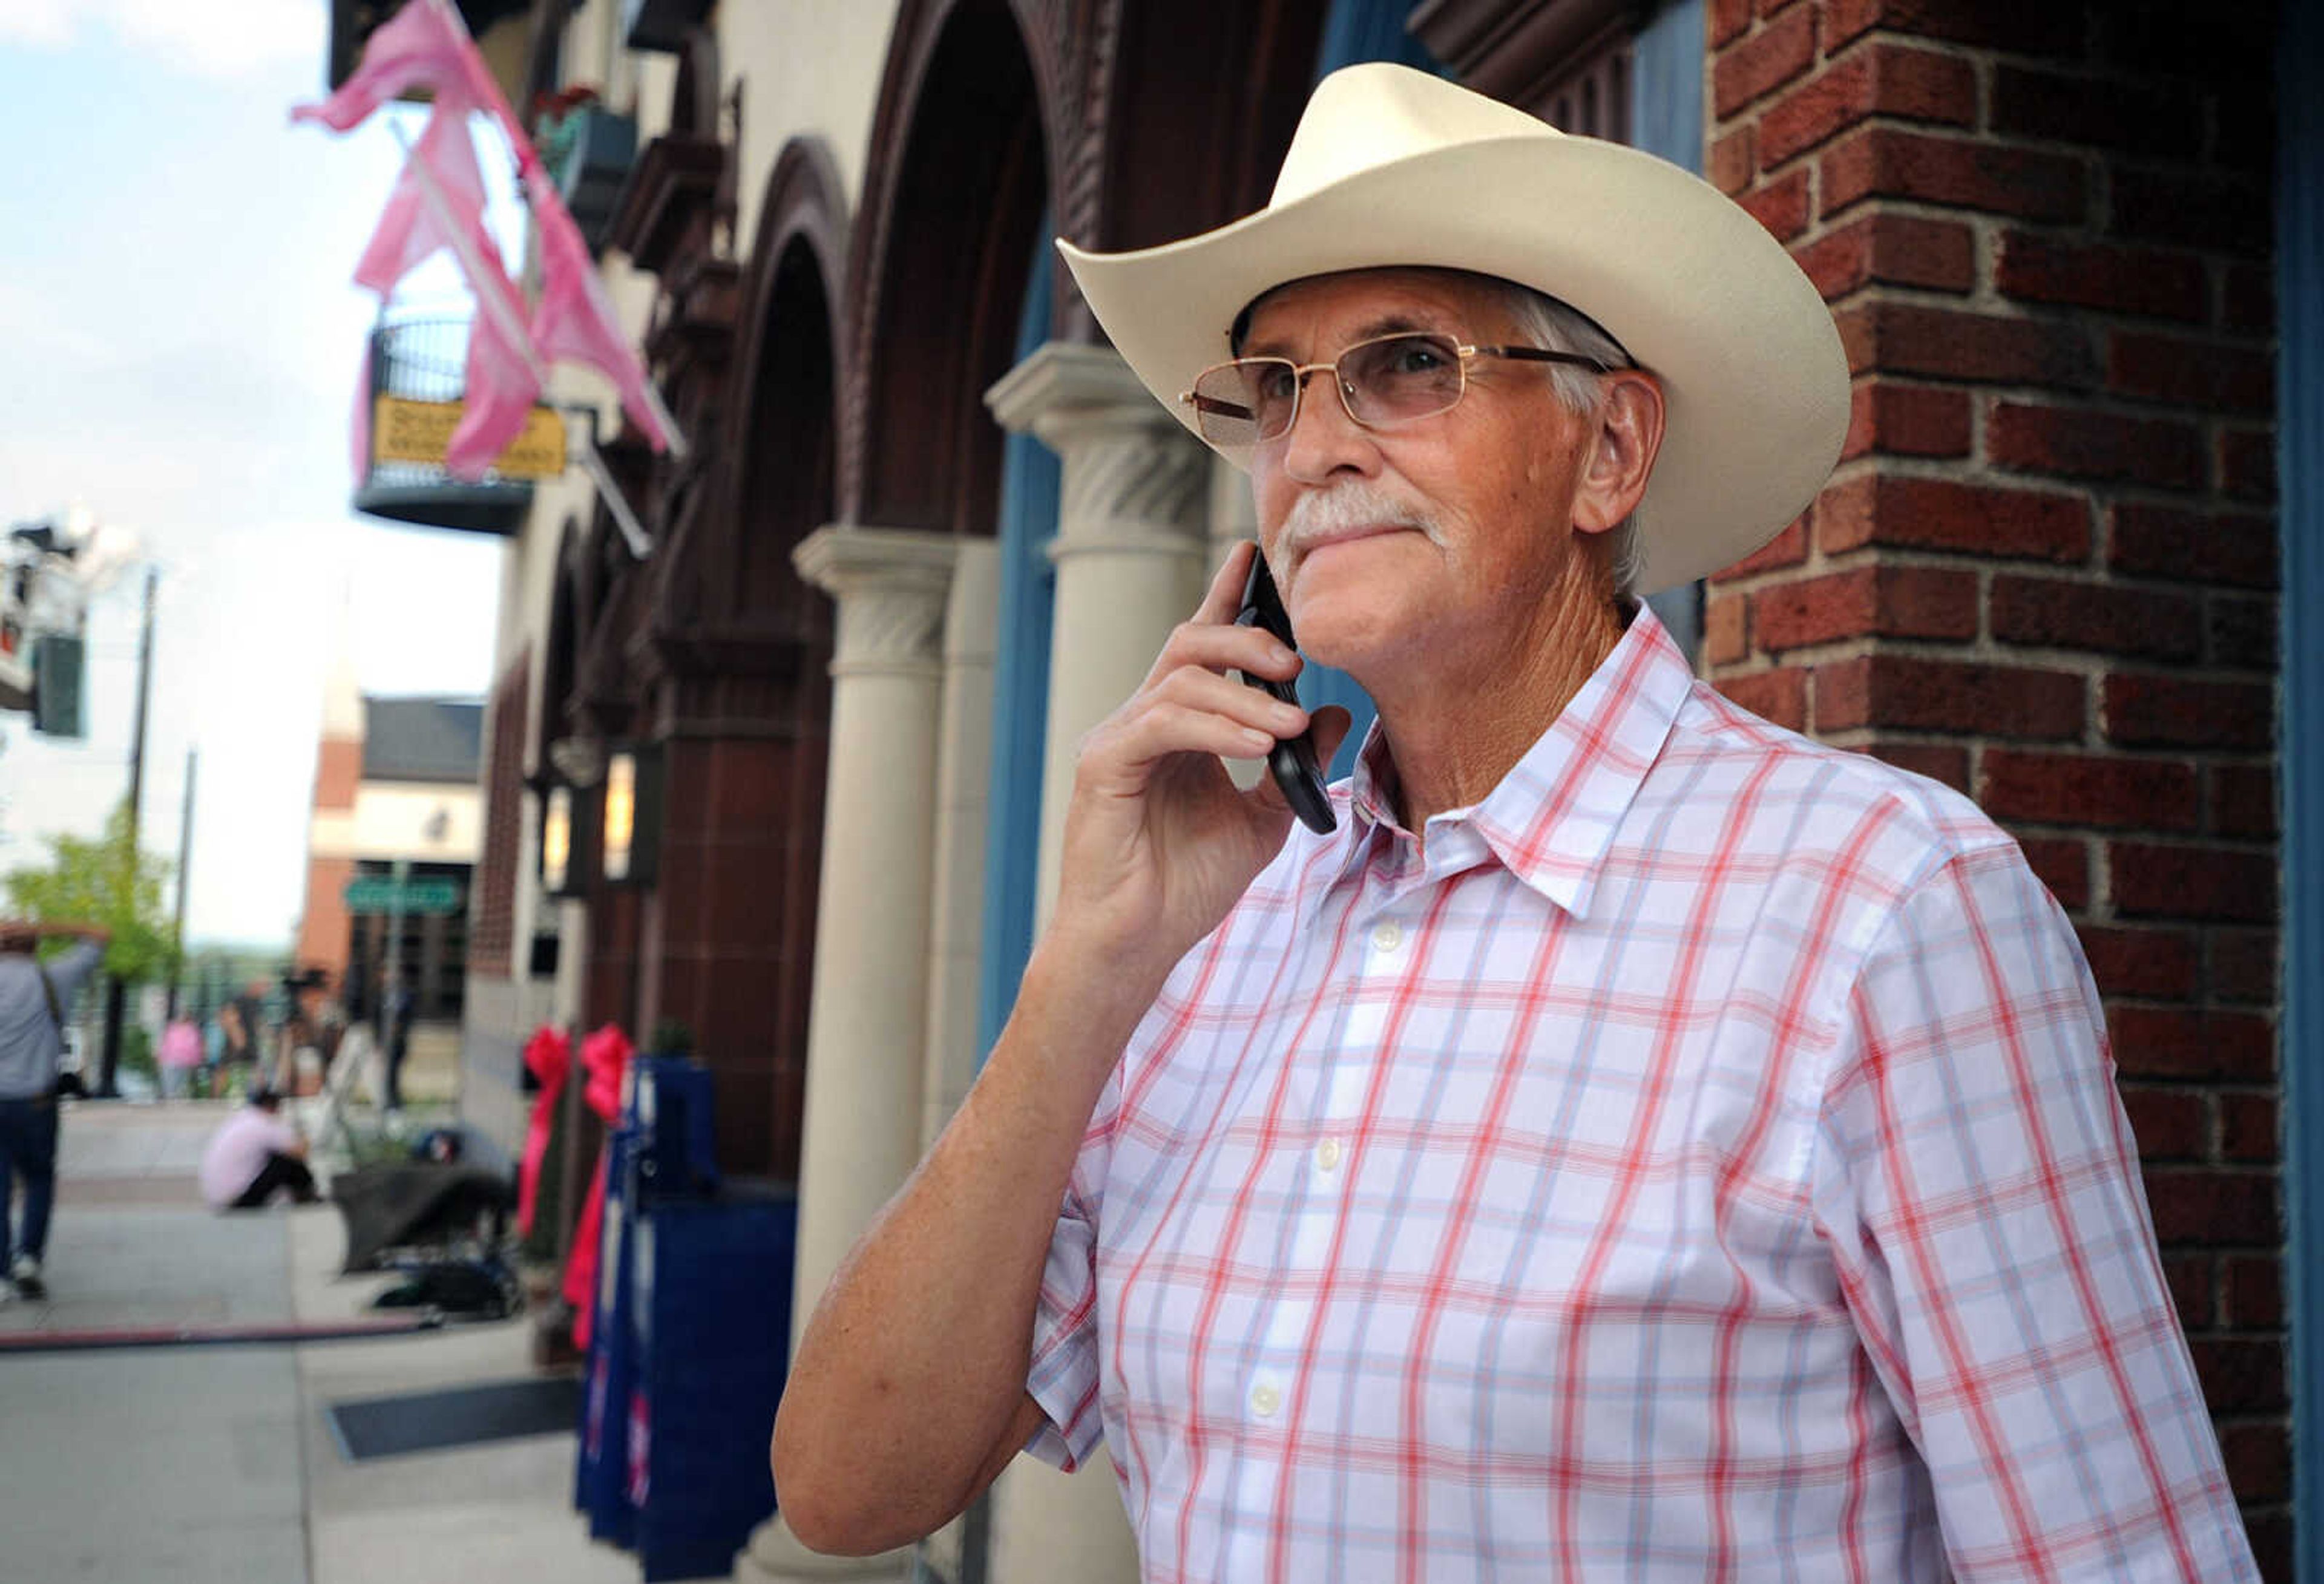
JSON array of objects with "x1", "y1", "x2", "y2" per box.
[
  {"x1": 1783, "y1": 448, "x2": 2268, "y2": 504},
  {"x1": 2119, "y1": 1079, "x2": 2282, "y2": 1090},
  {"x1": 1845, "y1": 366, "x2": 2277, "y2": 425},
  {"x1": 1825, "y1": 756, "x2": 2279, "y2": 809},
  {"x1": 1812, "y1": 722, "x2": 2273, "y2": 762},
  {"x1": 1985, "y1": 385, "x2": 2279, "y2": 430},
  {"x1": 1712, "y1": 24, "x2": 2267, "y2": 111},
  {"x1": 1722, "y1": 538, "x2": 2279, "y2": 600},
  {"x1": 1952, "y1": 207, "x2": 2273, "y2": 272},
  {"x1": 1731, "y1": 171, "x2": 2268, "y2": 277},
  {"x1": 1752, "y1": 636, "x2": 2283, "y2": 687},
  {"x1": 1713, "y1": 609, "x2": 2287, "y2": 687},
  {"x1": 1826, "y1": 299, "x2": 2282, "y2": 355},
  {"x1": 1971, "y1": 816, "x2": 2277, "y2": 854}
]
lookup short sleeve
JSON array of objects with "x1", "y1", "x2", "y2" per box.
[
  {"x1": 1022, "y1": 1062, "x2": 1121, "y2": 1473},
  {"x1": 1812, "y1": 845, "x2": 2257, "y2": 1580}
]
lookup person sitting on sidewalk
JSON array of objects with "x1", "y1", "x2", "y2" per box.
[{"x1": 197, "y1": 1088, "x2": 321, "y2": 1210}]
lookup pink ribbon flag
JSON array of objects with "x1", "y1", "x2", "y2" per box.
[{"x1": 293, "y1": 0, "x2": 674, "y2": 481}]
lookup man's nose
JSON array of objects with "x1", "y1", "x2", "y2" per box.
[{"x1": 1281, "y1": 368, "x2": 1379, "y2": 484}]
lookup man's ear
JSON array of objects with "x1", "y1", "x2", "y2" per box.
[{"x1": 1572, "y1": 371, "x2": 1666, "y2": 537}]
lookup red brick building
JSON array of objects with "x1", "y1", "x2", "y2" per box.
[
  {"x1": 1701, "y1": 0, "x2": 2290, "y2": 1565},
  {"x1": 297, "y1": 647, "x2": 484, "y2": 1024}
]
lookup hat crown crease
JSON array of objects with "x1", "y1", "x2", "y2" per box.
[{"x1": 1270, "y1": 64, "x2": 1560, "y2": 209}]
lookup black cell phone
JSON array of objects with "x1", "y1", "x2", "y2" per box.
[{"x1": 1235, "y1": 546, "x2": 1337, "y2": 835}]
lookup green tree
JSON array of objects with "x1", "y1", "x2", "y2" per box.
[{"x1": 4, "y1": 798, "x2": 177, "y2": 981}]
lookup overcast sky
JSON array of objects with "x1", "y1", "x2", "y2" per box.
[{"x1": 0, "y1": 0, "x2": 512, "y2": 946}]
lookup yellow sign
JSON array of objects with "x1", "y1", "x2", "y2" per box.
[{"x1": 372, "y1": 395, "x2": 568, "y2": 480}]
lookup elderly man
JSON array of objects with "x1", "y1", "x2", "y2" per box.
[
  {"x1": 773, "y1": 65, "x2": 2255, "y2": 1579},
  {"x1": 0, "y1": 918, "x2": 110, "y2": 1303}
]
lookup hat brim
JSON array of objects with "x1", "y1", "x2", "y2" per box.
[{"x1": 1059, "y1": 134, "x2": 1848, "y2": 595}]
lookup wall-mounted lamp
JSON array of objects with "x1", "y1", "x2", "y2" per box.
[
  {"x1": 601, "y1": 743, "x2": 663, "y2": 887},
  {"x1": 540, "y1": 779, "x2": 597, "y2": 898}
]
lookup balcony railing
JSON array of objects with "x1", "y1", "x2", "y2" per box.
[{"x1": 353, "y1": 315, "x2": 547, "y2": 537}]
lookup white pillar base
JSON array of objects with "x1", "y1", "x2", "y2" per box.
[{"x1": 989, "y1": 1458, "x2": 1141, "y2": 1583}]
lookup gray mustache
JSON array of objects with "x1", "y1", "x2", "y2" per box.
[{"x1": 1282, "y1": 484, "x2": 1442, "y2": 551}]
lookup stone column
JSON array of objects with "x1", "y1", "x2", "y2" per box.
[
  {"x1": 735, "y1": 524, "x2": 954, "y2": 1584},
  {"x1": 921, "y1": 540, "x2": 1000, "y2": 1151},
  {"x1": 983, "y1": 343, "x2": 1212, "y2": 1582},
  {"x1": 785, "y1": 523, "x2": 957, "y2": 1349},
  {"x1": 987, "y1": 342, "x2": 1213, "y2": 933}
]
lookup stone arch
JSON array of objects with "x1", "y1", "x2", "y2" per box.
[
  {"x1": 844, "y1": 0, "x2": 1059, "y2": 534},
  {"x1": 537, "y1": 513, "x2": 587, "y2": 774},
  {"x1": 1086, "y1": 0, "x2": 1331, "y2": 254},
  {"x1": 719, "y1": 136, "x2": 851, "y2": 632},
  {"x1": 571, "y1": 499, "x2": 643, "y2": 737},
  {"x1": 623, "y1": 136, "x2": 853, "y2": 1181}
]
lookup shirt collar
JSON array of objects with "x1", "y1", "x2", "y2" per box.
[{"x1": 1340, "y1": 604, "x2": 1693, "y2": 917}]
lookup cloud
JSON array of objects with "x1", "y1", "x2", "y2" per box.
[
  {"x1": 0, "y1": 0, "x2": 74, "y2": 50},
  {"x1": 0, "y1": 0, "x2": 326, "y2": 82},
  {"x1": 0, "y1": 278, "x2": 119, "y2": 368}
]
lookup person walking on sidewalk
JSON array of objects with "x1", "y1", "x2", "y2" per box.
[
  {"x1": 157, "y1": 1014, "x2": 203, "y2": 1102},
  {"x1": 197, "y1": 1088, "x2": 321, "y2": 1210},
  {"x1": 0, "y1": 918, "x2": 110, "y2": 1302},
  {"x1": 382, "y1": 968, "x2": 416, "y2": 1114}
]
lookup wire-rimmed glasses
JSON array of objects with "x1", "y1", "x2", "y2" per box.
[{"x1": 1180, "y1": 330, "x2": 1611, "y2": 447}]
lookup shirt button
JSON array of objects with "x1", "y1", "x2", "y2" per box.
[
  {"x1": 1249, "y1": 1380, "x2": 1282, "y2": 1418},
  {"x1": 1371, "y1": 920, "x2": 1403, "y2": 954},
  {"x1": 1314, "y1": 1137, "x2": 1344, "y2": 1173}
]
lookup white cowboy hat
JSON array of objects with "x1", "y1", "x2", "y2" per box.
[{"x1": 1057, "y1": 62, "x2": 1850, "y2": 595}]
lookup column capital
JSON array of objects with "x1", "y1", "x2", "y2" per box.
[
  {"x1": 985, "y1": 340, "x2": 1180, "y2": 447},
  {"x1": 793, "y1": 525, "x2": 959, "y2": 680},
  {"x1": 988, "y1": 343, "x2": 1211, "y2": 560}
]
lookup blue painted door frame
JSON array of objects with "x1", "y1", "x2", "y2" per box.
[
  {"x1": 976, "y1": 227, "x2": 1062, "y2": 1061},
  {"x1": 2277, "y1": 1, "x2": 2322, "y2": 1574}
]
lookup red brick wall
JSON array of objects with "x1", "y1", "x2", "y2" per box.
[
  {"x1": 468, "y1": 647, "x2": 530, "y2": 980},
  {"x1": 1706, "y1": 0, "x2": 2283, "y2": 1568},
  {"x1": 297, "y1": 854, "x2": 355, "y2": 981},
  {"x1": 312, "y1": 737, "x2": 363, "y2": 811}
]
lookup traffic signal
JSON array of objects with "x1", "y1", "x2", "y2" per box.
[{"x1": 31, "y1": 633, "x2": 85, "y2": 739}]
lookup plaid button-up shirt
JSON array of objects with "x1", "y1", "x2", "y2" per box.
[{"x1": 1025, "y1": 608, "x2": 2254, "y2": 1582}]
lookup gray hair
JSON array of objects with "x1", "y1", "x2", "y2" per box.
[{"x1": 1491, "y1": 282, "x2": 1645, "y2": 603}]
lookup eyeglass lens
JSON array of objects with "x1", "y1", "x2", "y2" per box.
[{"x1": 1189, "y1": 333, "x2": 1468, "y2": 445}]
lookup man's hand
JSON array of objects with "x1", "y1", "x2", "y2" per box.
[
  {"x1": 1048, "y1": 541, "x2": 1352, "y2": 984},
  {"x1": 770, "y1": 546, "x2": 1349, "y2": 1553}
]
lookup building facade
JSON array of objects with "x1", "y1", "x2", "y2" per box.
[
  {"x1": 298, "y1": 646, "x2": 482, "y2": 1026},
  {"x1": 416, "y1": 1, "x2": 2310, "y2": 1579}
]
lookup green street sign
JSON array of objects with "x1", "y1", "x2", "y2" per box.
[{"x1": 343, "y1": 875, "x2": 462, "y2": 915}]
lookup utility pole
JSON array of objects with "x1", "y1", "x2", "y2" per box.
[
  {"x1": 96, "y1": 567, "x2": 156, "y2": 1099},
  {"x1": 165, "y1": 746, "x2": 197, "y2": 1020}
]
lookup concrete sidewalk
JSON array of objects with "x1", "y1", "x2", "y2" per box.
[{"x1": 0, "y1": 1100, "x2": 651, "y2": 1584}]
